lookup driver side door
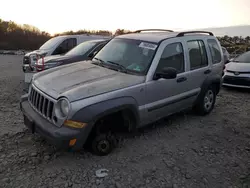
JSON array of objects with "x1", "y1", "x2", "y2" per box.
[{"x1": 143, "y1": 39, "x2": 197, "y2": 125}]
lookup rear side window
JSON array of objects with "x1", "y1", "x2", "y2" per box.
[
  {"x1": 156, "y1": 42, "x2": 184, "y2": 74},
  {"x1": 207, "y1": 39, "x2": 222, "y2": 64},
  {"x1": 187, "y1": 40, "x2": 208, "y2": 70}
]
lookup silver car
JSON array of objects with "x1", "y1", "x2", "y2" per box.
[
  {"x1": 223, "y1": 51, "x2": 250, "y2": 88},
  {"x1": 20, "y1": 29, "x2": 224, "y2": 155}
]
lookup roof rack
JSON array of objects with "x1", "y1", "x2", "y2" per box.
[
  {"x1": 176, "y1": 31, "x2": 214, "y2": 37},
  {"x1": 134, "y1": 29, "x2": 174, "y2": 33}
]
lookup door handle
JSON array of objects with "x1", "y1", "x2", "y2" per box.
[
  {"x1": 204, "y1": 69, "x2": 211, "y2": 74},
  {"x1": 177, "y1": 77, "x2": 187, "y2": 83}
]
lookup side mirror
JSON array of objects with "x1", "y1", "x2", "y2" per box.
[
  {"x1": 154, "y1": 67, "x2": 177, "y2": 80},
  {"x1": 88, "y1": 51, "x2": 98, "y2": 58}
]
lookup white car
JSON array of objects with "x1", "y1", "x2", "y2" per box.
[{"x1": 223, "y1": 51, "x2": 250, "y2": 88}]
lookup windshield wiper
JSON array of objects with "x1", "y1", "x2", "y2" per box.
[{"x1": 106, "y1": 61, "x2": 127, "y2": 73}]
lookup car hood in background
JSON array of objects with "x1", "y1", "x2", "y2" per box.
[
  {"x1": 25, "y1": 49, "x2": 49, "y2": 57},
  {"x1": 226, "y1": 62, "x2": 250, "y2": 72},
  {"x1": 43, "y1": 54, "x2": 75, "y2": 63},
  {"x1": 33, "y1": 61, "x2": 145, "y2": 102}
]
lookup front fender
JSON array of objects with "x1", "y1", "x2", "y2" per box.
[
  {"x1": 69, "y1": 97, "x2": 139, "y2": 146},
  {"x1": 71, "y1": 97, "x2": 139, "y2": 125}
]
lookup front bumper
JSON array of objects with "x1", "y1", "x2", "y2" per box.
[
  {"x1": 222, "y1": 75, "x2": 250, "y2": 89},
  {"x1": 20, "y1": 99, "x2": 87, "y2": 151}
]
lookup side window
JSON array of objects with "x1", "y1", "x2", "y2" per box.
[
  {"x1": 156, "y1": 42, "x2": 184, "y2": 74},
  {"x1": 187, "y1": 40, "x2": 208, "y2": 70},
  {"x1": 52, "y1": 38, "x2": 77, "y2": 55},
  {"x1": 207, "y1": 39, "x2": 222, "y2": 64},
  {"x1": 67, "y1": 38, "x2": 77, "y2": 50}
]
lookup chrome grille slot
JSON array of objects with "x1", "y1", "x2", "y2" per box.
[
  {"x1": 48, "y1": 101, "x2": 54, "y2": 119},
  {"x1": 28, "y1": 85, "x2": 55, "y2": 123}
]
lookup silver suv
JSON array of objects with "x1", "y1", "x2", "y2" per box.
[{"x1": 20, "y1": 29, "x2": 224, "y2": 155}]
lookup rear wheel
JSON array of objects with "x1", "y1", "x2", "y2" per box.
[{"x1": 194, "y1": 86, "x2": 216, "y2": 115}]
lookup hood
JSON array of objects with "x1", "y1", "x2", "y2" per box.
[
  {"x1": 226, "y1": 62, "x2": 250, "y2": 72},
  {"x1": 33, "y1": 61, "x2": 145, "y2": 102},
  {"x1": 25, "y1": 49, "x2": 49, "y2": 57}
]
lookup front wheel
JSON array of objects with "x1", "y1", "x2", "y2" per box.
[
  {"x1": 194, "y1": 86, "x2": 216, "y2": 115},
  {"x1": 91, "y1": 133, "x2": 116, "y2": 156}
]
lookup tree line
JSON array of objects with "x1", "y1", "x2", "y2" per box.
[
  {"x1": 0, "y1": 18, "x2": 250, "y2": 53},
  {"x1": 0, "y1": 19, "x2": 50, "y2": 50}
]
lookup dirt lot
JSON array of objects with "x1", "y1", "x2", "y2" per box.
[{"x1": 0, "y1": 55, "x2": 250, "y2": 188}]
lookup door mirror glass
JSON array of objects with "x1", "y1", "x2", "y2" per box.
[{"x1": 155, "y1": 67, "x2": 177, "y2": 80}]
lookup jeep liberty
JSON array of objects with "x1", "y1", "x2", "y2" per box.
[{"x1": 20, "y1": 29, "x2": 224, "y2": 156}]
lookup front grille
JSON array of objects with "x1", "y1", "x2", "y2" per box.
[
  {"x1": 23, "y1": 56, "x2": 30, "y2": 65},
  {"x1": 223, "y1": 75, "x2": 250, "y2": 86},
  {"x1": 28, "y1": 85, "x2": 55, "y2": 122}
]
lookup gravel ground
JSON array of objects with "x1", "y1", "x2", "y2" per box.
[{"x1": 0, "y1": 55, "x2": 250, "y2": 188}]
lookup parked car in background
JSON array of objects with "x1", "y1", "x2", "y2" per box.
[
  {"x1": 23, "y1": 35, "x2": 111, "y2": 69},
  {"x1": 22, "y1": 35, "x2": 111, "y2": 92},
  {"x1": 35, "y1": 39, "x2": 109, "y2": 72},
  {"x1": 20, "y1": 29, "x2": 223, "y2": 156},
  {"x1": 223, "y1": 51, "x2": 250, "y2": 88}
]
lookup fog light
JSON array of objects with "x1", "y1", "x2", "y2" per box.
[{"x1": 69, "y1": 139, "x2": 77, "y2": 146}]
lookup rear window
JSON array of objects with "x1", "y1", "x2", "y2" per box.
[{"x1": 208, "y1": 39, "x2": 222, "y2": 64}]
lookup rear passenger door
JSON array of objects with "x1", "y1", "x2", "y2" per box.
[{"x1": 183, "y1": 39, "x2": 211, "y2": 92}]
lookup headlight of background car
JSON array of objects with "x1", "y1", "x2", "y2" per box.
[{"x1": 55, "y1": 98, "x2": 70, "y2": 118}]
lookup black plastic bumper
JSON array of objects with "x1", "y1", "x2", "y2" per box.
[{"x1": 20, "y1": 100, "x2": 87, "y2": 151}]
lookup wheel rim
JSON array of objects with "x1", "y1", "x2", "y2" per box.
[
  {"x1": 204, "y1": 90, "x2": 214, "y2": 111},
  {"x1": 97, "y1": 140, "x2": 110, "y2": 153}
]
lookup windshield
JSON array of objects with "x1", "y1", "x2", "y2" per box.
[
  {"x1": 65, "y1": 41, "x2": 97, "y2": 56},
  {"x1": 233, "y1": 51, "x2": 250, "y2": 63},
  {"x1": 39, "y1": 37, "x2": 63, "y2": 50},
  {"x1": 94, "y1": 38, "x2": 157, "y2": 74}
]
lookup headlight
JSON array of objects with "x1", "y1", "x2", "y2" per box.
[
  {"x1": 55, "y1": 98, "x2": 70, "y2": 118},
  {"x1": 37, "y1": 58, "x2": 43, "y2": 66}
]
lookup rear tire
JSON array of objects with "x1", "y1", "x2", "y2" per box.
[{"x1": 194, "y1": 86, "x2": 216, "y2": 116}]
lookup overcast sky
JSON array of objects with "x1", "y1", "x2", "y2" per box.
[{"x1": 1, "y1": 0, "x2": 250, "y2": 34}]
